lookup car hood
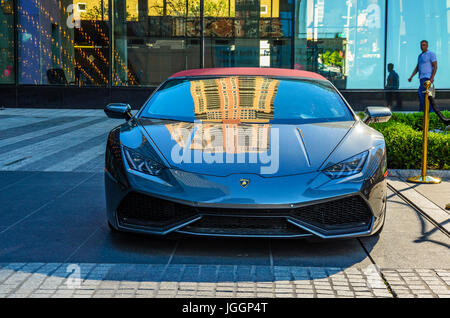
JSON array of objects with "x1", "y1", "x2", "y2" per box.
[{"x1": 138, "y1": 118, "x2": 354, "y2": 177}]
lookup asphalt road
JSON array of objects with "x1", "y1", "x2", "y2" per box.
[
  {"x1": 0, "y1": 170, "x2": 448, "y2": 270},
  {"x1": 0, "y1": 109, "x2": 449, "y2": 298}
]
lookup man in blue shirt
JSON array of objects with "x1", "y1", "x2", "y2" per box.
[{"x1": 408, "y1": 40, "x2": 438, "y2": 111}]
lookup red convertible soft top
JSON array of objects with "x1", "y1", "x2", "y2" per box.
[{"x1": 169, "y1": 67, "x2": 327, "y2": 81}]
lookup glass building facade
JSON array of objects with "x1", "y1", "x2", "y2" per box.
[{"x1": 0, "y1": 0, "x2": 449, "y2": 108}]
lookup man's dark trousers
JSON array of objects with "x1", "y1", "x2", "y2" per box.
[
  {"x1": 417, "y1": 78, "x2": 430, "y2": 112},
  {"x1": 418, "y1": 77, "x2": 430, "y2": 112}
]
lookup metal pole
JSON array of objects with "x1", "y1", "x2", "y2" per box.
[
  {"x1": 383, "y1": 0, "x2": 388, "y2": 92},
  {"x1": 408, "y1": 81, "x2": 441, "y2": 184},
  {"x1": 200, "y1": 0, "x2": 204, "y2": 68},
  {"x1": 291, "y1": 0, "x2": 295, "y2": 69},
  {"x1": 108, "y1": 0, "x2": 113, "y2": 91},
  {"x1": 101, "y1": 0, "x2": 105, "y2": 21},
  {"x1": 13, "y1": 0, "x2": 19, "y2": 106},
  {"x1": 422, "y1": 81, "x2": 430, "y2": 178}
]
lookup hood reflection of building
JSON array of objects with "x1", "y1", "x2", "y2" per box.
[{"x1": 166, "y1": 77, "x2": 279, "y2": 154}]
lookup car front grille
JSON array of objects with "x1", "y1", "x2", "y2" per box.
[
  {"x1": 180, "y1": 216, "x2": 309, "y2": 236},
  {"x1": 290, "y1": 196, "x2": 373, "y2": 231},
  {"x1": 117, "y1": 192, "x2": 373, "y2": 235},
  {"x1": 117, "y1": 192, "x2": 197, "y2": 228}
]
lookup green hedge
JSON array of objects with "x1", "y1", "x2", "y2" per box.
[
  {"x1": 358, "y1": 112, "x2": 449, "y2": 170},
  {"x1": 371, "y1": 111, "x2": 450, "y2": 131},
  {"x1": 372, "y1": 122, "x2": 449, "y2": 170}
]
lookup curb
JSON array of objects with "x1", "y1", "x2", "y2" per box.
[{"x1": 389, "y1": 169, "x2": 450, "y2": 182}]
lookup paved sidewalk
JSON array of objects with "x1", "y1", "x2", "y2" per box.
[
  {"x1": 388, "y1": 170, "x2": 450, "y2": 212},
  {"x1": 0, "y1": 263, "x2": 449, "y2": 298},
  {"x1": 387, "y1": 174, "x2": 450, "y2": 234},
  {"x1": 413, "y1": 183, "x2": 450, "y2": 212}
]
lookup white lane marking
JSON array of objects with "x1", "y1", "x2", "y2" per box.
[
  {"x1": 0, "y1": 117, "x2": 94, "y2": 148},
  {"x1": 44, "y1": 144, "x2": 106, "y2": 172},
  {"x1": 0, "y1": 120, "x2": 121, "y2": 170}
]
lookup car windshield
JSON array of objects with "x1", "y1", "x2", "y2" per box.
[{"x1": 140, "y1": 76, "x2": 354, "y2": 124}]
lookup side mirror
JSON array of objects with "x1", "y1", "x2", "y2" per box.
[
  {"x1": 363, "y1": 107, "x2": 392, "y2": 124},
  {"x1": 104, "y1": 103, "x2": 132, "y2": 120}
]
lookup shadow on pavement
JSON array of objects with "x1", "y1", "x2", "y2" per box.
[{"x1": 0, "y1": 171, "x2": 379, "y2": 283}]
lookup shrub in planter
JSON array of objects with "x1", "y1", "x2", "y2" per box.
[
  {"x1": 370, "y1": 122, "x2": 449, "y2": 170},
  {"x1": 380, "y1": 111, "x2": 449, "y2": 131},
  {"x1": 358, "y1": 111, "x2": 450, "y2": 131}
]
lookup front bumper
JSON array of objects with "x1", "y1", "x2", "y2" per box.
[{"x1": 105, "y1": 166, "x2": 387, "y2": 239}]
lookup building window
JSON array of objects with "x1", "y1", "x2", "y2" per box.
[
  {"x1": 112, "y1": 0, "x2": 201, "y2": 86},
  {"x1": 0, "y1": 0, "x2": 14, "y2": 84},
  {"x1": 204, "y1": 0, "x2": 293, "y2": 70},
  {"x1": 4, "y1": 0, "x2": 450, "y2": 91},
  {"x1": 386, "y1": 0, "x2": 450, "y2": 89},
  {"x1": 261, "y1": 5, "x2": 268, "y2": 15},
  {"x1": 77, "y1": 3, "x2": 87, "y2": 12},
  {"x1": 295, "y1": 0, "x2": 386, "y2": 89},
  {"x1": 18, "y1": 0, "x2": 109, "y2": 86}
]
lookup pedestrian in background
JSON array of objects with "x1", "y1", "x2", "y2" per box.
[
  {"x1": 385, "y1": 63, "x2": 402, "y2": 108},
  {"x1": 408, "y1": 40, "x2": 438, "y2": 111}
]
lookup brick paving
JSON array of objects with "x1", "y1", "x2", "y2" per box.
[{"x1": 0, "y1": 263, "x2": 448, "y2": 298}]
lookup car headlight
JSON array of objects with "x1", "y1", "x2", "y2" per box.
[
  {"x1": 123, "y1": 146, "x2": 164, "y2": 176},
  {"x1": 323, "y1": 151, "x2": 368, "y2": 179}
]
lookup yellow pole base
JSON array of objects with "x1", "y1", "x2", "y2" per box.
[
  {"x1": 446, "y1": 203, "x2": 450, "y2": 210},
  {"x1": 407, "y1": 175, "x2": 442, "y2": 184}
]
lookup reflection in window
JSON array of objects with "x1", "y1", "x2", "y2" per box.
[
  {"x1": 204, "y1": 0, "x2": 292, "y2": 69},
  {"x1": 112, "y1": 0, "x2": 294, "y2": 86},
  {"x1": 0, "y1": 0, "x2": 14, "y2": 84},
  {"x1": 165, "y1": 121, "x2": 272, "y2": 153},
  {"x1": 190, "y1": 77, "x2": 277, "y2": 122},
  {"x1": 387, "y1": 0, "x2": 450, "y2": 89},
  {"x1": 18, "y1": 0, "x2": 109, "y2": 86},
  {"x1": 295, "y1": 0, "x2": 385, "y2": 89},
  {"x1": 143, "y1": 76, "x2": 352, "y2": 123},
  {"x1": 112, "y1": 0, "x2": 201, "y2": 86},
  {"x1": 163, "y1": 76, "x2": 278, "y2": 153}
]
